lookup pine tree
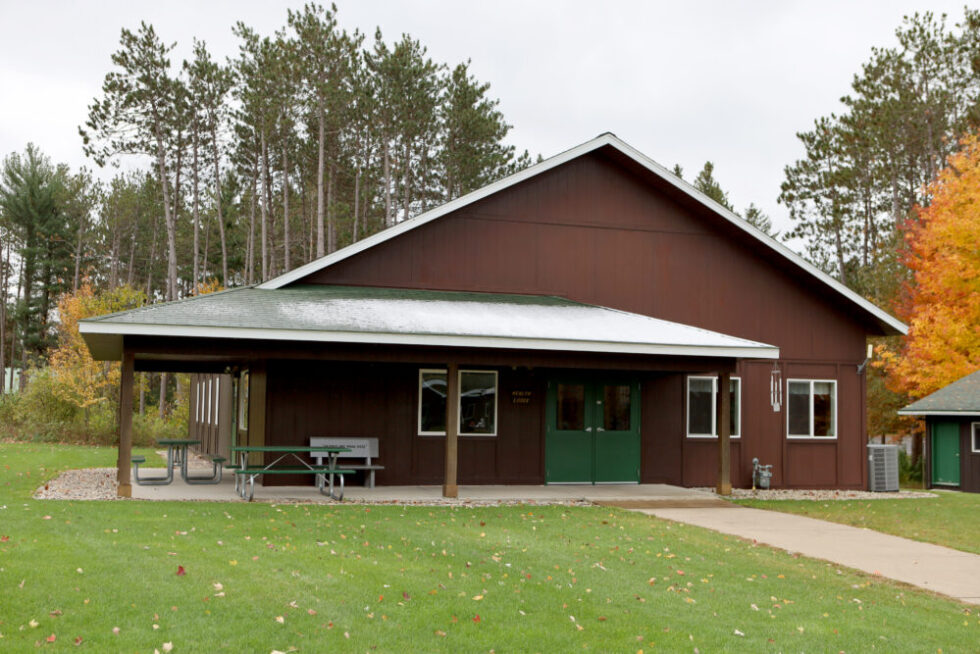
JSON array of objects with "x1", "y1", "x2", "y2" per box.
[{"x1": 692, "y1": 161, "x2": 734, "y2": 211}]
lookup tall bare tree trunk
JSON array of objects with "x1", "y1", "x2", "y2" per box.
[
  {"x1": 327, "y1": 162, "x2": 336, "y2": 253},
  {"x1": 73, "y1": 217, "x2": 85, "y2": 292},
  {"x1": 202, "y1": 213, "x2": 212, "y2": 281},
  {"x1": 139, "y1": 373, "x2": 146, "y2": 415},
  {"x1": 316, "y1": 102, "x2": 326, "y2": 258},
  {"x1": 260, "y1": 130, "x2": 270, "y2": 282},
  {"x1": 247, "y1": 157, "x2": 257, "y2": 285},
  {"x1": 159, "y1": 372, "x2": 168, "y2": 419},
  {"x1": 402, "y1": 141, "x2": 411, "y2": 222},
  {"x1": 210, "y1": 124, "x2": 228, "y2": 286},
  {"x1": 282, "y1": 140, "x2": 291, "y2": 272},
  {"x1": 152, "y1": 123, "x2": 178, "y2": 302},
  {"x1": 108, "y1": 217, "x2": 121, "y2": 290},
  {"x1": 300, "y1": 173, "x2": 310, "y2": 262},
  {"x1": 192, "y1": 127, "x2": 201, "y2": 290},
  {"x1": 126, "y1": 223, "x2": 138, "y2": 286},
  {"x1": 353, "y1": 161, "x2": 361, "y2": 243},
  {"x1": 146, "y1": 208, "x2": 159, "y2": 297},
  {"x1": 383, "y1": 139, "x2": 393, "y2": 227}
]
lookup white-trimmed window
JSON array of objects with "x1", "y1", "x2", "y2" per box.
[
  {"x1": 972, "y1": 423, "x2": 980, "y2": 454},
  {"x1": 686, "y1": 376, "x2": 740, "y2": 439},
  {"x1": 418, "y1": 369, "x2": 498, "y2": 437},
  {"x1": 787, "y1": 379, "x2": 836, "y2": 438}
]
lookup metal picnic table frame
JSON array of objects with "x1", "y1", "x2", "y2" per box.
[
  {"x1": 230, "y1": 445, "x2": 351, "y2": 501},
  {"x1": 132, "y1": 439, "x2": 224, "y2": 486}
]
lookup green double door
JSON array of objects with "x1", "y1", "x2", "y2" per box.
[
  {"x1": 545, "y1": 379, "x2": 640, "y2": 484},
  {"x1": 931, "y1": 421, "x2": 960, "y2": 486}
]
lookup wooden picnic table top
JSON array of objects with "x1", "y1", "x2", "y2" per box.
[
  {"x1": 230, "y1": 445, "x2": 350, "y2": 453},
  {"x1": 157, "y1": 438, "x2": 201, "y2": 446}
]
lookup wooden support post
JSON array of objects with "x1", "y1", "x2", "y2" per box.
[
  {"x1": 117, "y1": 350, "x2": 135, "y2": 498},
  {"x1": 443, "y1": 362, "x2": 459, "y2": 498},
  {"x1": 716, "y1": 371, "x2": 732, "y2": 496},
  {"x1": 247, "y1": 362, "x2": 267, "y2": 467}
]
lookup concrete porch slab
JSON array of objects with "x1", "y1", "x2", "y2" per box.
[{"x1": 130, "y1": 474, "x2": 718, "y2": 504}]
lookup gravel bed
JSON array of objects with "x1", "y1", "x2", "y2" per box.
[
  {"x1": 696, "y1": 487, "x2": 937, "y2": 500},
  {"x1": 33, "y1": 450, "x2": 217, "y2": 501},
  {"x1": 34, "y1": 467, "x2": 120, "y2": 501}
]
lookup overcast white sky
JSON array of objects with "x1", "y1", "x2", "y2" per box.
[{"x1": 0, "y1": 0, "x2": 970, "y2": 238}]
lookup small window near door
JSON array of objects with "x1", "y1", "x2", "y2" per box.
[
  {"x1": 972, "y1": 423, "x2": 980, "y2": 453},
  {"x1": 557, "y1": 384, "x2": 586, "y2": 430},
  {"x1": 418, "y1": 369, "x2": 447, "y2": 435},
  {"x1": 787, "y1": 379, "x2": 836, "y2": 438},
  {"x1": 686, "y1": 376, "x2": 740, "y2": 438},
  {"x1": 603, "y1": 385, "x2": 632, "y2": 431},
  {"x1": 459, "y1": 371, "x2": 497, "y2": 436},
  {"x1": 418, "y1": 369, "x2": 498, "y2": 436}
]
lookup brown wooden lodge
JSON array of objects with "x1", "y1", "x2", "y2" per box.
[{"x1": 80, "y1": 134, "x2": 907, "y2": 498}]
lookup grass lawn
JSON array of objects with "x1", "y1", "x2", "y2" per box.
[
  {"x1": 1, "y1": 444, "x2": 978, "y2": 652},
  {"x1": 735, "y1": 491, "x2": 980, "y2": 556}
]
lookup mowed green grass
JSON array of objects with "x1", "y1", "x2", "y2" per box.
[
  {"x1": 736, "y1": 490, "x2": 980, "y2": 556},
  {"x1": 1, "y1": 444, "x2": 978, "y2": 652}
]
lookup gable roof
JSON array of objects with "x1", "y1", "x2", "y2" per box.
[
  {"x1": 79, "y1": 285, "x2": 779, "y2": 361},
  {"x1": 259, "y1": 133, "x2": 906, "y2": 336},
  {"x1": 898, "y1": 370, "x2": 980, "y2": 416}
]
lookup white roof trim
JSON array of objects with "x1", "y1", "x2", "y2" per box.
[
  {"x1": 897, "y1": 410, "x2": 980, "y2": 416},
  {"x1": 259, "y1": 133, "x2": 906, "y2": 335},
  {"x1": 79, "y1": 320, "x2": 779, "y2": 361}
]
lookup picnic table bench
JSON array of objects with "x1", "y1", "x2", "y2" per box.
[
  {"x1": 309, "y1": 437, "x2": 385, "y2": 488},
  {"x1": 231, "y1": 445, "x2": 351, "y2": 501}
]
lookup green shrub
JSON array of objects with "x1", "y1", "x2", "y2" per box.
[{"x1": 0, "y1": 367, "x2": 187, "y2": 447}]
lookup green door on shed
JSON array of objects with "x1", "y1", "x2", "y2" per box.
[
  {"x1": 931, "y1": 421, "x2": 960, "y2": 486},
  {"x1": 545, "y1": 379, "x2": 640, "y2": 484}
]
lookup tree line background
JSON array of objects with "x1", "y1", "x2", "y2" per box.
[{"x1": 0, "y1": 7, "x2": 977, "y2": 463}]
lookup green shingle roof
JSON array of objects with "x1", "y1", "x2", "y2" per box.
[
  {"x1": 79, "y1": 285, "x2": 779, "y2": 362},
  {"x1": 898, "y1": 370, "x2": 980, "y2": 416}
]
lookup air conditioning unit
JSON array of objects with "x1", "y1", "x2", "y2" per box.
[{"x1": 868, "y1": 444, "x2": 899, "y2": 492}]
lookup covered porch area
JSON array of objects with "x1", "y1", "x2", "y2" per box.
[{"x1": 77, "y1": 286, "x2": 779, "y2": 500}]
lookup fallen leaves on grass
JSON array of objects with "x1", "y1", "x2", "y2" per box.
[{"x1": 176, "y1": 566, "x2": 186, "y2": 576}]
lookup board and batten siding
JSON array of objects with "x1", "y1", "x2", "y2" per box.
[{"x1": 290, "y1": 151, "x2": 871, "y2": 489}]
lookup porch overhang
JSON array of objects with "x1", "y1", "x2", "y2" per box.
[{"x1": 79, "y1": 285, "x2": 779, "y2": 362}]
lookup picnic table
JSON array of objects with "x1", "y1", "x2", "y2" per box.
[
  {"x1": 230, "y1": 445, "x2": 352, "y2": 501},
  {"x1": 132, "y1": 439, "x2": 226, "y2": 486}
]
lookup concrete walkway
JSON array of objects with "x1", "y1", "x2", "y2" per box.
[{"x1": 639, "y1": 505, "x2": 980, "y2": 606}]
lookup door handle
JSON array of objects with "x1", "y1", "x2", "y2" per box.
[
  {"x1": 596, "y1": 427, "x2": 605, "y2": 432},
  {"x1": 585, "y1": 427, "x2": 592, "y2": 432}
]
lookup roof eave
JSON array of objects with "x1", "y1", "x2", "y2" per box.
[
  {"x1": 78, "y1": 321, "x2": 779, "y2": 362},
  {"x1": 897, "y1": 409, "x2": 980, "y2": 416}
]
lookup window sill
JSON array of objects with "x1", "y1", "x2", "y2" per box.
[
  {"x1": 417, "y1": 433, "x2": 499, "y2": 438},
  {"x1": 786, "y1": 436, "x2": 838, "y2": 441},
  {"x1": 686, "y1": 435, "x2": 741, "y2": 440}
]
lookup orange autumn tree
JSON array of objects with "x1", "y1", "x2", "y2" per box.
[
  {"x1": 879, "y1": 133, "x2": 980, "y2": 398},
  {"x1": 49, "y1": 283, "x2": 146, "y2": 409}
]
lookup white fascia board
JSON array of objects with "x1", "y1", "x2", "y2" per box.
[
  {"x1": 79, "y1": 320, "x2": 779, "y2": 361},
  {"x1": 259, "y1": 133, "x2": 906, "y2": 336},
  {"x1": 897, "y1": 409, "x2": 980, "y2": 416}
]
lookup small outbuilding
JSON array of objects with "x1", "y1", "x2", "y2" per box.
[{"x1": 899, "y1": 370, "x2": 980, "y2": 492}]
